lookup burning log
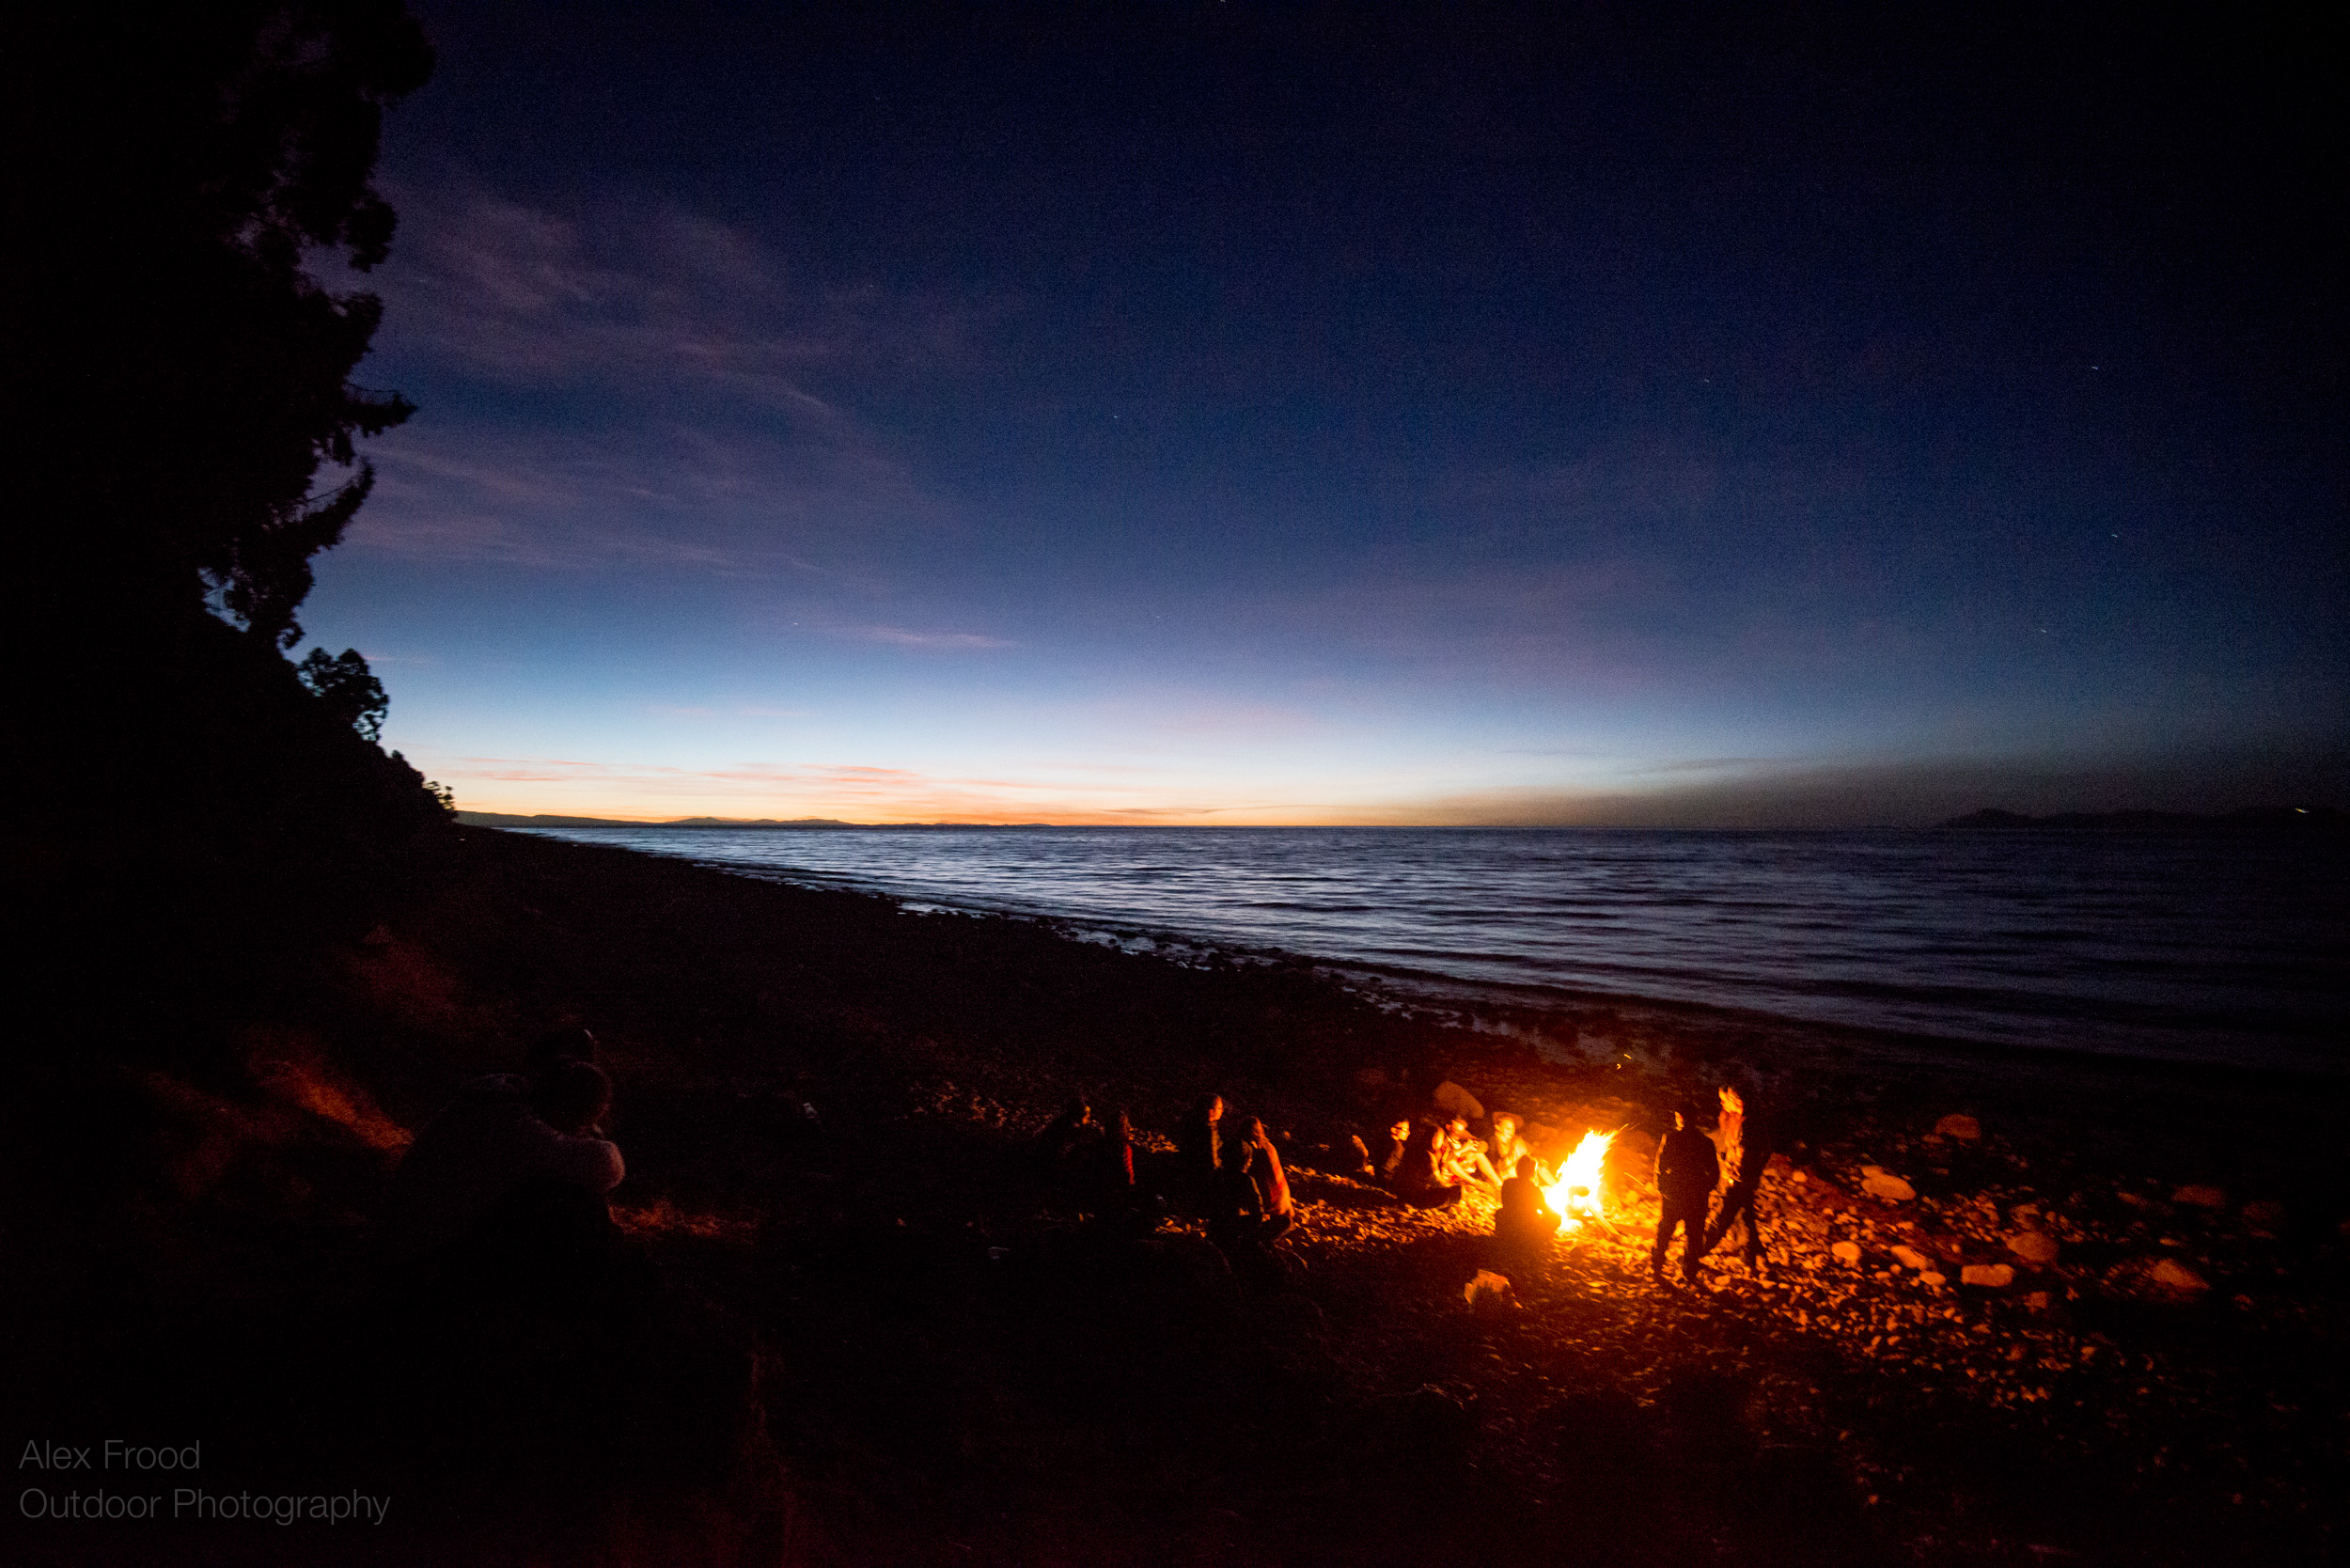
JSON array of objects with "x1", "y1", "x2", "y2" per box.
[{"x1": 1542, "y1": 1130, "x2": 1617, "y2": 1233}]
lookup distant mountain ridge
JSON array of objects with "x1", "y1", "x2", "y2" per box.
[
  {"x1": 455, "y1": 812, "x2": 1058, "y2": 830},
  {"x1": 458, "y1": 811, "x2": 861, "y2": 829},
  {"x1": 1941, "y1": 807, "x2": 2343, "y2": 834}
]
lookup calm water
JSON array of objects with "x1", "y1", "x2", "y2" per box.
[{"x1": 526, "y1": 826, "x2": 2349, "y2": 1074}]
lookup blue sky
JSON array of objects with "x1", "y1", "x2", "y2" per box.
[{"x1": 298, "y1": 4, "x2": 2344, "y2": 823}]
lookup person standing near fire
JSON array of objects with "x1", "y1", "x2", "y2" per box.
[
  {"x1": 1704, "y1": 1083, "x2": 1774, "y2": 1278},
  {"x1": 1652, "y1": 1100, "x2": 1718, "y2": 1286}
]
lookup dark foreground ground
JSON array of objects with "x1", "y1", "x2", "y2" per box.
[{"x1": 5, "y1": 826, "x2": 2342, "y2": 1565}]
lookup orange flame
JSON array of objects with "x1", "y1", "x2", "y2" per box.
[{"x1": 1543, "y1": 1130, "x2": 1615, "y2": 1231}]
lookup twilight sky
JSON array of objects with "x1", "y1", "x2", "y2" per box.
[{"x1": 302, "y1": 2, "x2": 2346, "y2": 824}]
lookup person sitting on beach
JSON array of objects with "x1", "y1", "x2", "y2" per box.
[
  {"x1": 527, "y1": 1024, "x2": 600, "y2": 1077},
  {"x1": 1397, "y1": 1121, "x2": 1465, "y2": 1208},
  {"x1": 1485, "y1": 1113, "x2": 1550, "y2": 1187},
  {"x1": 1371, "y1": 1119, "x2": 1412, "y2": 1189},
  {"x1": 1035, "y1": 1098, "x2": 1100, "y2": 1174},
  {"x1": 1493, "y1": 1154, "x2": 1559, "y2": 1263},
  {"x1": 1651, "y1": 1100, "x2": 1719, "y2": 1287},
  {"x1": 1178, "y1": 1093, "x2": 1226, "y2": 1200},
  {"x1": 1096, "y1": 1105, "x2": 1136, "y2": 1192},
  {"x1": 1206, "y1": 1125, "x2": 1265, "y2": 1247},
  {"x1": 1349, "y1": 1118, "x2": 1412, "y2": 1190},
  {"x1": 1235, "y1": 1116, "x2": 1295, "y2": 1243},
  {"x1": 1089, "y1": 1106, "x2": 1158, "y2": 1230},
  {"x1": 1438, "y1": 1115, "x2": 1503, "y2": 1190},
  {"x1": 388, "y1": 1058, "x2": 626, "y2": 1262}
]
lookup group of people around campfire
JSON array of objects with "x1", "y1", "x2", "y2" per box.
[
  {"x1": 1028, "y1": 1082, "x2": 1776, "y2": 1292},
  {"x1": 1026, "y1": 1091, "x2": 1302, "y2": 1257},
  {"x1": 1347, "y1": 1109, "x2": 1548, "y2": 1210},
  {"x1": 390, "y1": 1027, "x2": 1772, "y2": 1317},
  {"x1": 1244, "y1": 1083, "x2": 1778, "y2": 1291}
]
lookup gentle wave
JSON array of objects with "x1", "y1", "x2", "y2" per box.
[{"x1": 522, "y1": 826, "x2": 2349, "y2": 1074}]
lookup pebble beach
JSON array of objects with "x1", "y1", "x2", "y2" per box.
[{"x1": 13, "y1": 824, "x2": 2342, "y2": 1565}]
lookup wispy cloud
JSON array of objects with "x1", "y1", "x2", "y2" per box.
[
  {"x1": 344, "y1": 416, "x2": 950, "y2": 578},
  {"x1": 1637, "y1": 756, "x2": 1775, "y2": 775},
  {"x1": 847, "y1": 625, "x2": 1017, "y2": 651},
  {"x1": 362, "y1": 188, "x2": 975, "y2": 404},
  {"x1": 335, "y1": 187, "x2": 980, "y2": 577}
]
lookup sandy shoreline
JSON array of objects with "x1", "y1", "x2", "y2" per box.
[{"x1": 9, "y1": 824, "x2": 2342, "y2": 1564}]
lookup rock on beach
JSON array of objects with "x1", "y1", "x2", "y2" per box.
[
  {"x1": 1960, "y1": 1263, "x2": 2014, "y2": 1289},
  {"x1": 1432, "y1": 1081, "x2": 1484, "y2": 1121},
  {"x1": 2006, "y1": 1231, "x2": 2060, "y2": 1266},
  {"x1": 1859, "y1": 1167, "x2": 1915, "y2": 1202},
  {"x1": 1933, "y1": 1114, "x2": 1981, "y2": 1140}
]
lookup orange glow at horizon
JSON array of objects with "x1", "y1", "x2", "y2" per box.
[{"x1": 428, "y1": 753, "x2": 1474, "y2": 827}]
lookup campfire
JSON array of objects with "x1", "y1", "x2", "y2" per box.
[{"x1": 1543, "y1": 1130, "x2": 1616, "y2": 1231}]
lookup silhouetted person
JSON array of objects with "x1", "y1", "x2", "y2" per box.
[
  {"x1": 1097, "y1": 1106, "x2": 1137, "y2": 1193},
  {"x1": 1703, "y1": 1084, "x2": 1775, "y2": 1277},
  {"x1": 1652, "y1": 1102, "x2": 1718, "y2": 1286},
  {"x1": 381, "y1": 1058, "x2": 743, "y2": 1496},
  {"x1": 1090, "y1": 1106, "x2": 1157, "y2": 1231},
  {"x1": 527, "y1": 1025, "x2": 600, "y2": 1076},
  {"x1": 388, "y1": 1059, "x2": 625, "y2": 1261},
  {"x1": 1206, "y1": 1126, "x2": 1265, "y2": 1250},
  {"x1": 1235, "y1": 1117, "x2": 1295, "y2": 1244},
  {"x1": 1178, "y1": 1093, "x2": 1226, "y2": 1201},
  {"x1": 395, "y1": 1062, "x2": 634, "y2": 1316},
  {"x1": 1494, "y1": 1154, "x2": 1558, "y2": 1267},
  {"x1": 1367, "y1": 1118, "x2": 1413, "y2": 1190},
  {"x1": 1398, "y1": 1121, "x2": 1465, "y2": 1209},
  {"x1": 1035, "y1": 1098, "x2": 1098, "y2": 1176}
]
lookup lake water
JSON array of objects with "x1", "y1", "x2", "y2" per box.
[{"x1": 523, "y1": 826, "x2": 2348, "y2": 1074}]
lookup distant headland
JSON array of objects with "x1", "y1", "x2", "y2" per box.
[{"x1": 1940, "y1": 806, "x2": 2343, "y2": 834}]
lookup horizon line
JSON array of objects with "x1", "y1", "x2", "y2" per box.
[{"x1": 455, "y1": 805, "x2": 2342, "y2": 831}]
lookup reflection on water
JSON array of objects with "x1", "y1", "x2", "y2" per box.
[{"x1": 525, "y1": 826, "x2": 2348, "y2": 1073}]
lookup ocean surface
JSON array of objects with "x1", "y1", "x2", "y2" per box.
[{"x1": 525, "y1": 826, "x2": 2349, "y2": 1074}]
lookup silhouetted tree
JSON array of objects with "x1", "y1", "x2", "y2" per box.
[
  {"x1": 10, "y1": 6, "x2": 448, "y2": 1043},
  {"x1": 298, "y1": 647, "x2": 390, "y2": 741},
  {"x1": 10, "y1": 3, "x2": 432, "y2": 650}
]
